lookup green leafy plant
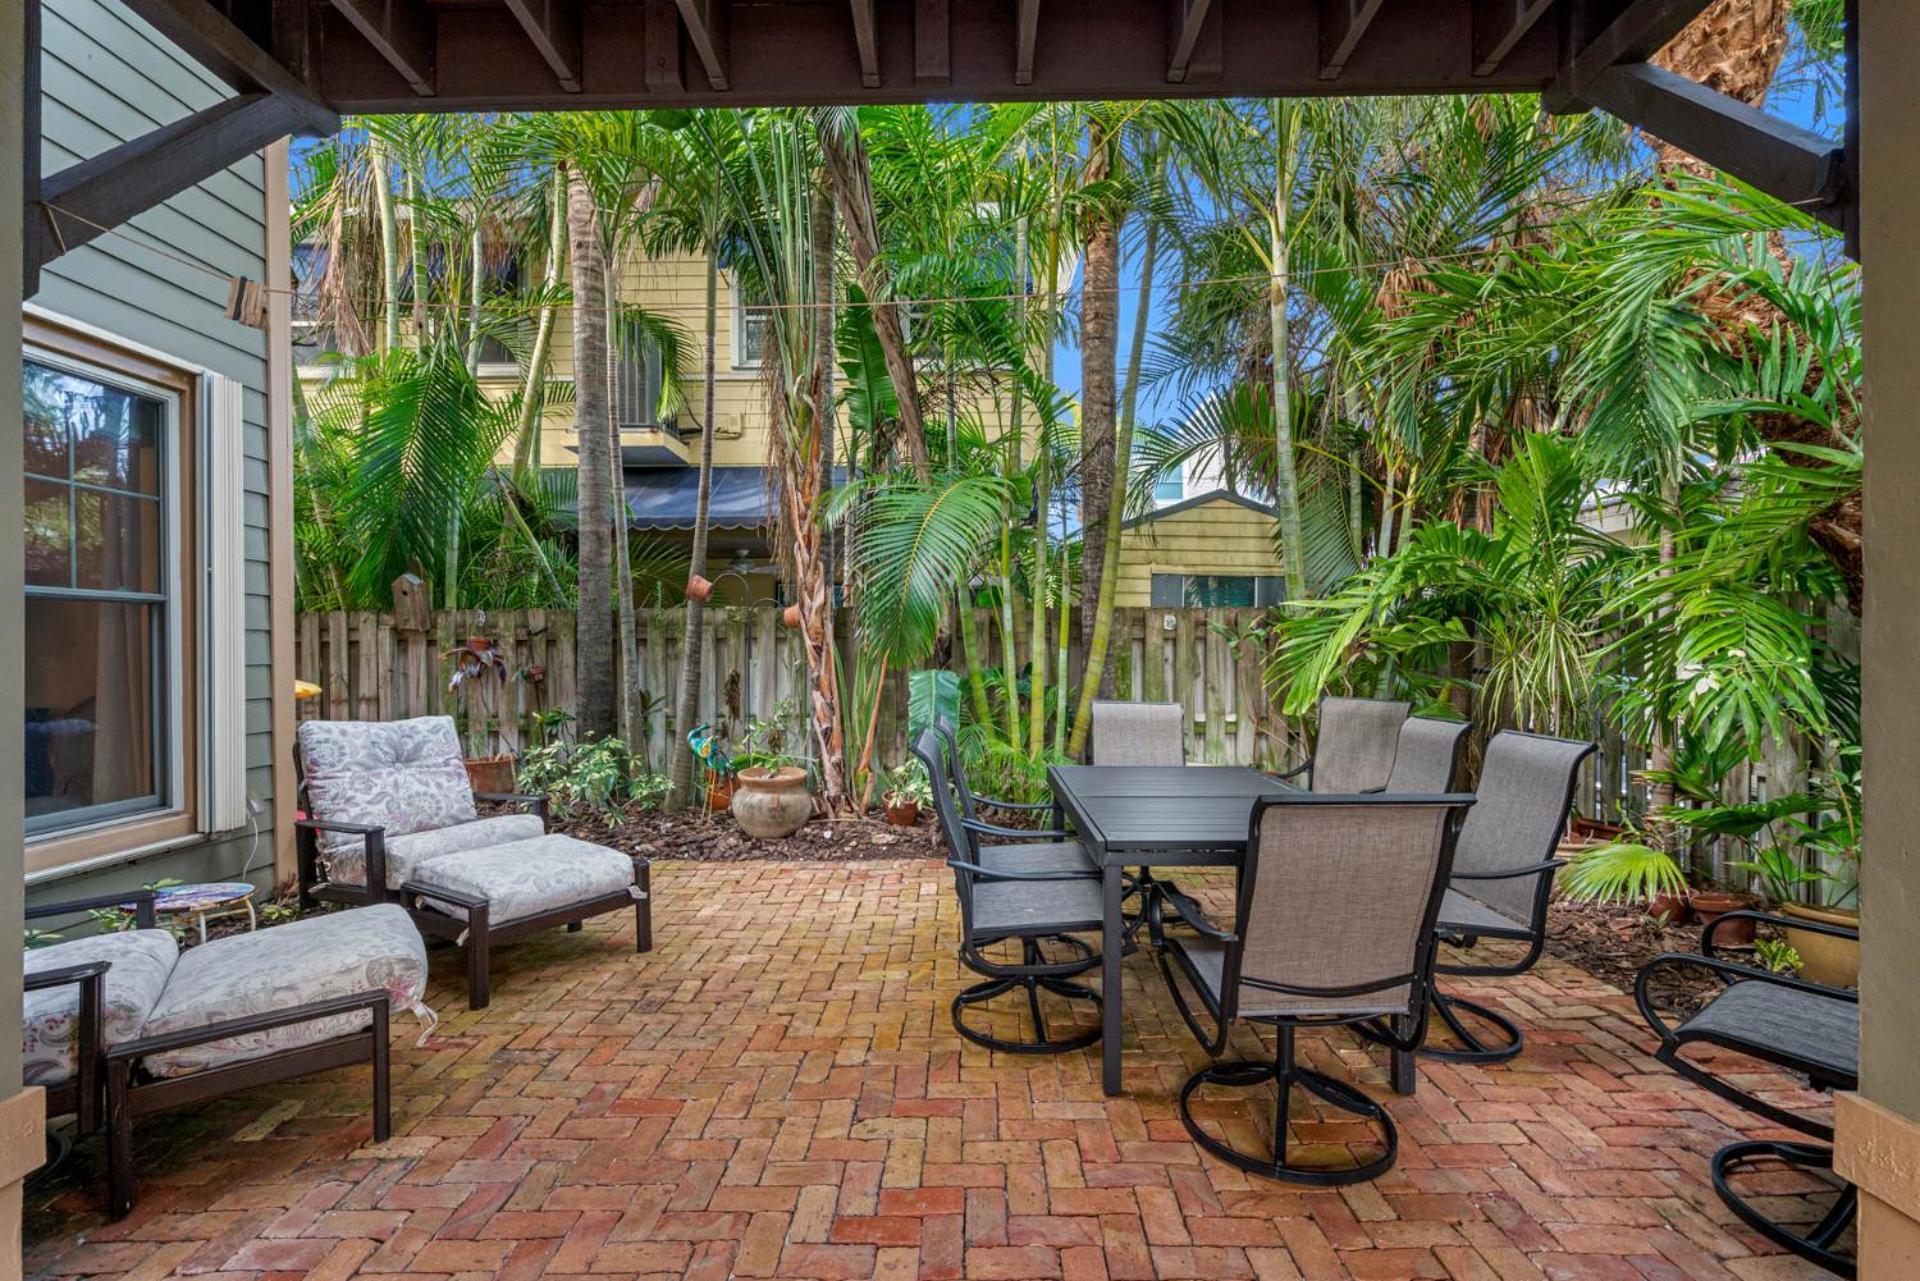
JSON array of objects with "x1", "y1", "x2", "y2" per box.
[
  {"x1": 1560, "y1": 842, "x2": 1688, "y2": 906},
  {"x1": 1754, "y1": 937, "x2": 1803, "y2": 975},
  {"x1": 883, "y1": 759, "x2": 933, "y2": 809},
  {"x1": 1727, "y1": 845, "x2": 1828, "y2": 908},
  {"x1": 735, "y1": 700, "x2": 804, "y2": 773},
  {"x1": 88, "y1": 878, "x2": 184, "y2": 935},
  {"x1": 24, "y1": 929, "x2": 62, "y2": 949},
  {"x1": 517, "y1": 737, "x2": 651, "y2": 821}
]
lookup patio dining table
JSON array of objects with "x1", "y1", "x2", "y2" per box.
[{"x1": 1047, "y1": 764, "x2": 1420, "y2": 1097}]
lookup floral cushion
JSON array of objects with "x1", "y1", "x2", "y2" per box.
[
  {"x1": 23, "y1": 930, "x2": 178, "y2": 1087},
  {"x1": 299, "y1": 717, "x2": 478, "y2": 861},
  {"x1": 411, "y1": 836, "x2": 638, "y2": 924},
  {"x1": 139, "y1": 905, "x2": 430, "y2": 1079},
  {"x1": 326, "y1": 813, "x2": 547, "y2": 889}
]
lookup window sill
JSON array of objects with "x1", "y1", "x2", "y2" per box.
[{"x1": 27, "y1": 810, "x2": 199, "y2": 881}]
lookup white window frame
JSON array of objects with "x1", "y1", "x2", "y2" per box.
[{"x1": 731, "y1": 277, "x2": 773, "y2": 370}]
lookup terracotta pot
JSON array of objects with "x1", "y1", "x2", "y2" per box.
[
  {"x1": 464, "y1": 754, "x2": 516, "y2": 794},
  {"x1": 782, "y1": 604, "x2": 804, "y2": 629},
  {"x1": 706, "y1": 779, "x2": 736, "y2": 812},
  {"x1": 1570, "y1": 816, "x2": 1625, "y2": 842},
  {"x1": 885, "y1": 801, "x2": 920, "y2": 827},
  {"x1": 731, "y1": 766, "x2": 812, "y2": 839},
  {"x1": 1780, "y1": 903, "x2": 1860, "y2": 988},
  {"x1": 1648, "y1": 891, "x2": 1692, "y2": 927},
  {"x1": 1691, "y1": 891, "x2": 1757, "y2": 946},
  {"x1": 685, "y1": 575, "x2": 715, "y2": 603}
]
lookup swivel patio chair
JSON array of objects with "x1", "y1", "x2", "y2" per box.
[
  {"x1": 1410, "y1": 729, "x2": 1596, "y2": 1064},
  {"x1": 931, "y1": 719, "x2": 1073, "y2": 845},
  {"x1": 912, "y1": 727, "x2": 1109, "y2": 1054},
  {"x1": 1636, "y1": 910, "x2": 1858, "y2": 1277},
  {"x1": 1379, "y1": 716, "x2": 1472, "y2": 793},
  {"x1": 1157, "y1": 791, "x2": 1473, "y2": 1185},
  {"x1": 1090, "y1": 700, "x2": 1187, "y2": 766},
  {"x1": 1277, "y1": 696, "x2": 1410, "y2": 793}
]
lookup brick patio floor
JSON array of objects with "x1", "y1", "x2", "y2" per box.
[{"x1": 25, "y1": 859, "x2": 1845, "y2": 1280}]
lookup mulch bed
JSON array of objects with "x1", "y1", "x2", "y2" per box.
[
  {"x1": 1545, "y1": 897, "x2": 1753, "y2": 1015},
  {"x1": 548, "y1": 804, "x2": 947, "y2": 863}
]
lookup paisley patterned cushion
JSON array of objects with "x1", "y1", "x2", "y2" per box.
[
  {"x1": 326, "y1": 813, "x2": 548, "y2": 889},
  {"x1": 299, "y1": 717, "x2": 478, "y2": 862},
  {"x1": 139, "y1": 905, "x2": 429, "y2": 1079},
  {"x1": 411, "y1": 836, "x2": 638, "y2": 924},
  {"x1": 23, "y1": 930, "x2": 178, "y2": 1087}
]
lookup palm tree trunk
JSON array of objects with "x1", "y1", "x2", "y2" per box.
[
  {"x1": 514, "y1": 174, "x2": 567, "y2": 477},
  {"x1": 1268, "y1": 99, "x2": 1310, "y2": 601},
  {"x1": 1077, "y1": 120, "x2": 1119, "y2": 653},
  {"x1": 568, "y1": 163, "x2": 617, "y2": 740},
  {"x1": 407, "y1": 168, "x2": 428, "y2": 339},
  {"x1": 465, "y1": 218, "x2": 485, "y2": 374},
  {"x1": 607, "y1": 304, "x2": 642, "y2": 749},
  {"x1": 1069, "y1": 208, "x2": 1158, "y2": 756},
  {"x1": 370, "y1": 134, "x2": 400, "y2": 353},
  {"x1": 665, "y1": 251, "x2": 722, "y2": 812}
]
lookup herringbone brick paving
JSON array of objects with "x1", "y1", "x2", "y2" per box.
[{"x1": 25, "y1": 860, "x2": 1840, "y2": 1280}]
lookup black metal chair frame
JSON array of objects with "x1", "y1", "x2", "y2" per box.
[
  {"x1": 1157, "y1": 793, "x2": 1471, "y2": 1186},
  {"x1": 913, "y1": 728, "x2": 1109, "y2": 1055},
  {"x1": 1636, "y1": 909, "x2": 1859, "y2": 1277},
  {"x1": 24, "y1": 890, "x2": 394, "y2": 1219},
  {"x1": 931, "y1": 721, "x2": 1071, "y2": 839},
  {"x1": 1272, "y1": 695, "x2": 1411, "y2": 791},
  {"x1": 294, "y1": 750, "x2": 652, "y2": 1009},
  {"x1": 1418, "y1": 732, "x2": 1596, "y2": 1065}
]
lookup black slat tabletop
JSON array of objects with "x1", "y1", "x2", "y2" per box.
[{"x1": 1047, "y1": 765, "x2": 1298, "y2": 864}]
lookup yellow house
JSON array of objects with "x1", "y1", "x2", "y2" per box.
[{"x1": 1114, "y1": 490, "x2": 1288, "y2": 608}]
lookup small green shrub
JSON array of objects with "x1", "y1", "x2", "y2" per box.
[{"x1": 517, "y1": 737, "x2": 666, "y2": 823}]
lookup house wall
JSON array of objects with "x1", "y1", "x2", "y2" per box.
[
  {"x1": 23, "y1": 0, "x2": 282, "y2": 907},
  {"x1": 1113, "y1": 499, "x2": 1285, "y2": 608}
]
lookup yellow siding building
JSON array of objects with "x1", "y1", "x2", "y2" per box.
[{"x1": 1114, "y1": 491, "x2": 1288, "y2": 608}]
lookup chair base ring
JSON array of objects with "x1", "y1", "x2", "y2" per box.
[
  {"x1": 1178, "y1": 1057, "x2": 1399, "y2": 1187},
  {"x1": 1712, "y1": 1140, "x2": 1856, "y2": 1278},
  {"x1": 1418, "y1": 991, "x2": 1524, "y2": 1063},
  {"x1": 952, "y1": 975, "x2": 1102, "y2": 1055}
]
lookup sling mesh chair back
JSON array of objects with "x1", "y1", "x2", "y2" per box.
[
  {"x1": 1421, "y1": 729, "x2": 1596, "y2": 1063},
  {"x1": 1089, "y1": 701, "x2": 1186, "y2": 766},
  {"x1": 1157, "y1": 792, "x2": 1472, "y2": 1185},
  {"x1": 1281, "y1": 697, "x2": 1410, "y2": 793},
  {"x1": 1383, "y1": 717, "x2": 1472, "y2": 794},
  {"x1": 911, "y1": 728, "x2": 1108, "y2": 1054}
]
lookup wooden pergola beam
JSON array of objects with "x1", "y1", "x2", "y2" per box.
[
  {"x1": 329, "y1": 0, "x2": 436, "y2": 96},
  {"x1": 1471, "y1": 0, "x2": 1556, "y2": 77},
  {"x1": 1166, "y1": 0, "x2": 1220, "y2": 84},
  {"x1": 28, "y1": 92, "x2": 334, "y2": 278},
  {"x1": 851, "y1": 0, "x2": 881, "y2": 88},
  {"x1": 501, "y1": 0, "x2": 583, "y2": 93},
  {"x1": 1569, "y1": 62, "x2": 1847, "y2": 226},
  {"x1": 915, "y1": 0, "x2": 951, "y2": 87},
  {"x1": 115, "y1": 0, "x2": 335, "y2": 128},
  {"x1": 1319, "y1": 0, "x2": 1386, "y2": 80},
  {"x1": 1544, "y1": 0, "x2": 1711, "y2": 109},
  {"x1": 1014, "y1": 0, "x2": 1039, "y2": 86},
  {"x1": 674, "y1": 0, "x2": 731, "y2": 91}
]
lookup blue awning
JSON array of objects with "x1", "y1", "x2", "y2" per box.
[{"x1": 624, "y1": 467, "x2": 774, "y2": 531}]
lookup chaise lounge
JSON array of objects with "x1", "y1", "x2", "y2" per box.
[{"x1": 295, "y1": 716, "x2": 652, "y2": 1008}]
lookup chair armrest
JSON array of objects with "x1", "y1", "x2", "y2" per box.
[
  {"x1": 1152, "y1": 883, "x2": 1236, "y2": 943},
  {"x1": 27, "y1": 889, "x2": 157, "y2": 929},
  {"x1": 1273, "y1": 760, "x2": 1312, "y2": 781},
  {"x1": 1703, "y1": 908, "x2": 1858, "y2": 958},
  {"x1": 298, "y1": 819, "x2": 389, "y2": 897},
  {"x1": 1451, "y1": 859, "x2": 1565, "y2": 883},
  {"x1": 25, "y1": 960, "x2": 112, "y2": 991},
  {"x1": 962, "y1": 817, "x2": 1071, "y2": 841},
  {"x1": 474, "y1": 791, "x2": 550, "y2": 824},
  {"x1": 946, "y1": 858, "x2": 1098, "y2": 884},
  {"x1": 975, "y1": 794, "x2": 1055, "y2": 812},
  {"x1": 108, "y1": 990, "x2": 390, "y2": 1063}
]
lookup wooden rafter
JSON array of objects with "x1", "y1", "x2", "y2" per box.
[
  {"x1": 1166, "y1": 0, "x2": 1220, "y2": 84},
  {"x1": 1319, "y1": 0, "x2": 1386, "y2": 80},
  {"x1": 643, "y1": 0, "x2": 682, "y2": 92},
  {"x1": 29, "y1": 93, "x2": 332, "y2": 278},
  {"x1": 851, "y1": 0, "x2": 881, "y2": 88},
  {"x1": 1014, "y1": 0, "x2": 1040, "y2": 86},
  {"x1": 502, "y1": 0, "x2": 583, "y2": 93},
  {"x1": 330, "y1": 0, "x2": 436, "y2": 96},
  {"x1": 1471, "y1": 0, "x2": 1556, "y2": 77},
  {"x1": 915, "y1": 0, "x2": 951, "y2": 87},
  {"x1": 1543, "y1": 0, "x2": 1711, "y2": 109},
  {"x1": 115, "y1": 0, "x2": 335, "y2": 128},
  {"x1": 674, "y1": 0, "x2": 731, "y2": 91}
]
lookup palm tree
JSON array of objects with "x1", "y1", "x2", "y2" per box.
[{"x1": 567, "y1": 159, "x2": 618, "y2": 741}]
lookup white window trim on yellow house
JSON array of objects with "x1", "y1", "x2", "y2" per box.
[{"x1": 22, "y1": 306, "x2": 250, "y2": 881}]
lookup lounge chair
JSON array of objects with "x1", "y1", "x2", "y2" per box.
[{"x1": 295, "y1": 715, "x2": 651, "y2": 1009}]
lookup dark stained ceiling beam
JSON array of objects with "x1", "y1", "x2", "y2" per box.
[
  {"x1": 501, "y1": 0, "x2": 583, "y2": 92},
  {"x1": 851, "y1": 0, "x2": 881, "y2": 87},
  {"x1": 1319, "y1": 0, "x2": 1386, "y2": 80},
  {"x1": 1166, "y1": 0, "x2": 1220, "y2": 84},
  {"x1": 1471, "y1": 0, "x2": 1556, "y2": 77},
  {"x1": 1014, "y1": 0, "x2": 1039, "y2": 86},
  {"x1": 915, "y1": 0, "x2": 950, "y2": 86},
  {"x1": 29, "y1": 93, "x2": 334, "y2": 278},
  {"x1": 330, "y1": 0, "x2": 436, "y2": 95},
  {"x1": 1543, "y1": 0, "x2": 1712, "y2": 110},
  {"x1": 674, "y1": 0, "x2": 732, "y2": 90},
  {"x1": 1563, "y1": 61, "x2": 1847, "y2": 231},
  {"x1": 115, "y1": 0, "x2": 336, "y2": 128}
]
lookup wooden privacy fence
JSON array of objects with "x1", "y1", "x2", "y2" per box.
[{"x1": 293, "y1": 605, "x2": 1288, "y2": 773}]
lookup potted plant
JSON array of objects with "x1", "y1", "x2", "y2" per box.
[
  {"x1": 1560, "y1": 837, "x2": 1694, "y2": 925},
  {"x1": 446, "y1": 634, "x2": 515, "y2": 793},
  {"x1": 882, "y1": 760, "x2": 931, "y2": 826},
  {"x1": 730, "y1": 706, "x2": 811, "y2": 839}
]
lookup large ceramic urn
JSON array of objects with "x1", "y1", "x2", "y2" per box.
[{"x1": 731, "y1": 766, "x2": 812, "y2": 839}]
